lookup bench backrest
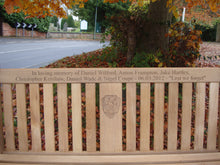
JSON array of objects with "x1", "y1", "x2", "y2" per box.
[{"x1": 0, "y1": 68, "x2": 219, "y2": 153}]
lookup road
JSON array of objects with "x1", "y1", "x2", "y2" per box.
[{"x1": 0, "y1": 38, "x2": 107, "y2": 68}]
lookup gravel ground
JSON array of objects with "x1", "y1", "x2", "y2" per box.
[{"x1": 196, "y1": 42, "x2": 220, "y2": 67}]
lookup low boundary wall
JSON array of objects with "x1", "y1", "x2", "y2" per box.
[
  {"x1": 47, "y1": 32, "x2": 110, "y2": 40},
  {"x1": 2, "y1": 23, "x2": 46, "y2": 38}
]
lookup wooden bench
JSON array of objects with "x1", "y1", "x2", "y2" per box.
[{"x1": 0, "y1": 68, "x2": 219, "y2": 164}]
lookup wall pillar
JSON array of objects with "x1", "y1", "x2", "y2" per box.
[
  {"x1": 216, "y1": 23, "x2": 220, "y2": 42},
  {"x1": 0, "y1": 17, "x2": 3, "y2": 36}
]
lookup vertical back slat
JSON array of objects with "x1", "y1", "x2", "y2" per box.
[
  {"x1": 100, "y1": 83, "x2": 122, "y2": 152},
  {"x1": 3, "y1": 84, "x2": 15, "y2": 151},
  {"x1": 154, "y1": 83, "x2": 164, "y2": 152},
  {"x1": 140, "y1": 83, "x2": 150, "y2": 152},
  {"x1": 30, "y1": 84, "x2": 41, "y2": 152},
  {"x1": 207, "y1": 83, "x2": 219, "y2": 150},
  {"x1": 219, "y1": 101, "x2": 220, "y2": 152},
  {"x1": 181, "y1": 83, "x2": 192, "y2": 151},
  {"x1": 194, "y1": 83, "x2": 206, "y2": 151},
  {"x1": 16, "y1": 84, "x2": 28, "y2": 152},
  {"x1": 43, "y1": 84, "x2": 55, "y2": 152},
  {"x1": 168, "y1": 83, "x2": 178, "y2": 151},
  {"x1": 0, "y1": 85, "x2": 4, "y2": 153},
  {"x1": 86, "y1": 84, "x2": 96, "y2": 152},
  {"x1": 72, "y1": 83, "x2": 82, "y2": 152},
  {"x1": 126, "y1": 83, "x2": 136, "y2": 152},
  {"x1": 57, "y1": 84, "x2": 68, "y2": 152}
]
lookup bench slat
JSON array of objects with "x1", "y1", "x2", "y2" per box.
[
  {"x1": 194, "y1": 83, "x2": 206, "y2": 151},
  {"x1": 207, "y1": 83, "x2": 219, "y2": 150},
  {"x1": 100, "y1": 83, "x2": 122, "y2": 152},
  {"x1": 0, "y1": 152, "x2": 220, "y2": 164},
  {"x1": 126, "y1": 83, "x2": 136, "y2": 152},
  {"x1": 57, "y1": 84, "x2": 68, "y2": 152},
  {"x1": 16, "y1": 84, "x2": 28, "y2": 152},
  {"x1": 0, "y1": 85, "x2": 4, "y2": 153},
  {"x1": 43, "y1": 84, "x2": 55, "y2": 152},
  {"x1": 154, "y1": 83, "x2": 164, "y2": 151},
  {"x1": 72, "y1": 83, "x2": 82, "y2": 152},
  {"x1": 168, "y1": 83, "x2": 178, "y2": 151},
  {"x1": 140, "y1": 83, "x2": 150, "y2": 152},
  {"x1": 3, "y1": 84, "x2": 15, "y2": 152},
  {"x1": 181, "y1": 83, "x2": 192, "y2": 151},
  {"x1": 30, "y1": 84, "x2": 41, "y2": 152},
  {"x1": 86, "y1": 84, "x2": 96, "y2": 152}
]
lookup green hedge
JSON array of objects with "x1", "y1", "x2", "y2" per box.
[
  {"x1": 0, "y1": 3, "x2": 50, "y2": 32},
  {"x1": 195, "y1": 23, "x2": 217, "y2": 42}
]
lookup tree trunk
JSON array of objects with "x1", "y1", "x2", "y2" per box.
[
  {"x1": 137, "y1": 0, "x2": 171, "y2": 53},
  {"x1": 126, "y1": 24, "x2": 136, "y2": 64}
]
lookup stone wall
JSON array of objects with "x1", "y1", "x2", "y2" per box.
[
  {"x1": 47, "y1": 32, "x2": 111, "y2": 40},
  {"x1": 2, "y1": 22, "x2": 46, "y2": 38}
]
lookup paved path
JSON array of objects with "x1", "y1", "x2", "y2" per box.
[{"x1": 0, "y1": 38, "x2": 107, "y2": 68}]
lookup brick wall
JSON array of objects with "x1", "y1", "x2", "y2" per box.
[{"x1": 2, "y1": 22, "x2": 46, "y2": 38}]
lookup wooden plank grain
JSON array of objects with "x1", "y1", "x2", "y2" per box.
[
  {"x1": 0, "y1": 152, "x2": 220, "y2": 164},
  {"x1": 219, "y1": 88, "x2": 220, "y2": 152},
  {"x1": 3, "y1": 162, "x2": 220, "y2": 165},
  {"x1": 72, "y1": 83, "x2": 82, "y2": 152},
  {"x1": 168, "y1": 83, "x2": 178, "y2": 151},
  {"x1": 1, "y1": 68, "x2": 219, "y2": 83},
  {"x1": 3, "y1": 84, "x2": 15, "y2": 152},
  {"x1": 30, "y1": 84, "x2": 41, "y2": 152},
  {"x1": 100, "y1": 83, "x2": 122, "y2": 152},
  {"x1": 140, "y1": 83, "x2": 150, "y2": 152},
  {"x1": 0, "y1": 85, "x2": 4, "y2": 153},
  {"x1": 219, "y1": 103, "x2": 220, "y2": 151},
  {"x1": 194, "y1": 83, "x2": 206, "y2": 151},
  {"x1": 181, "y1": 83, "x2": 192, "y2": 151},
  {"x1": 43, "y1": 84, "x2": 55, "y2": 152},
  {"x1": 207, "y1": 83, "x2": 219, "y2": 150},
  {"x1": 154, "y1": 83, "x2": 164, "y2": 152},
  {"x1": 16, "y1": 84, "x2": 28, "y2": 152},
  {"x1": 57, "y1": 84, "x2": 68, "y2": 152},
  {"x1": 126, "y1": 83, "x2": 136, "y2": 152},
  {"x1": 86, "y1": 84, "x2": 96, "y2": 152}
]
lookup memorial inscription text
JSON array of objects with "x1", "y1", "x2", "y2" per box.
[{"x1": 13, "y1": 69, "x2": 208, "y2": 83}]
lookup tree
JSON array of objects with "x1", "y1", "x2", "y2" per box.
[
  {"x1": 72, "y1": 0, "x2": 130, "y2": 32},
  {"x1": 143, "y1": 0, "x2": 171, "y2": 52},
  {"x1": 61, "y1": 18, "x2": 67, "y2": 30},
  {"x1": 50, "y1": 16, "x2": 58, "y2": 27},
  {"x1": 67, "y1": 15, "x2": 75, "y2": 28},
  {"x1": 3, "y1": 0, "x2": 219, "y2": 18},
  {"x1": 174, "y1": 0, "x2": 220, "y2": 25},
  {"x1": 110, "y1": 4, "x2": 149, "y2": 63}
]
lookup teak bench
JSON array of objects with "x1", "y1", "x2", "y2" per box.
[{"x1": 0, "y1": 68, "x2": 219, "y2": 165}]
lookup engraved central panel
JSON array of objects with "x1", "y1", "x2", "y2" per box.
[{"x1": 101, "y1": 95, "x2": 120, "y2": 119}]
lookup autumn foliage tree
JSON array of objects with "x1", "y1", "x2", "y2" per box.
[{"x1": 3, "y1": 0, "x2": 219, "y2": 22}]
